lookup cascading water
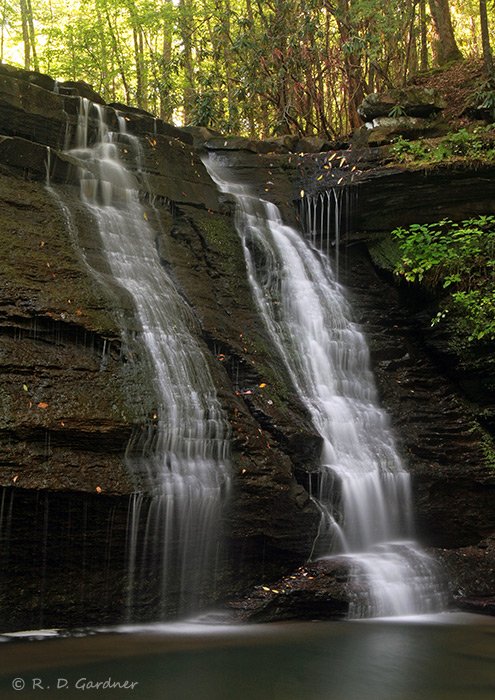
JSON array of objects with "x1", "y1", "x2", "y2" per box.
[
  {"x1": 204, "y1": 153, "x2": 445, "y2": 618},
  {"x1": 57, "y1": 100, "x2": 230, "y2": 618},
  {"x1": 299, "y1": 189, "x2": 353, "y2": 277}
]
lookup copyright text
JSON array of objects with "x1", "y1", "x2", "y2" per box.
[{"x1": 12, "y1": 677, "x2": 139, "y2": 691}]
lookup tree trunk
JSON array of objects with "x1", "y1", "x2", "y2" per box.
[
  {"x1": 25, "y1": 0, "x2": 39, "y2": 72},
  {"x1": 479, "y1": 0, "x2": 494, "y2": 78},
  {"x1": 419, "y1": 0, "x2": 429, "y2": 71},
  {"x1": 104, "y1": 5, "x2": 130, "y2": 103},
  {"x1": 19, "y1": 0, "x2": 31, "y2": 69},
  {"x1": 160, "y1": 16, "x2": 173, "y2": 122},
  {"x1": 403, "y1": 1, "x2": 418, "y2": 85},
  {"x1": 429, "y1": 0, "x2": 463, "y2": 66},
  {"x1": 1, "y1": 0, "x2": 8, "y2": 63},
  {"x1": 335, "y1": 0, "x2": 366, "y2": 130},
  {"x1": 178, "y1": 0, "x2": 196, "y2": 123},
  {"x1": 133, "y1": 26, "x2": 147, "y2": 110}
]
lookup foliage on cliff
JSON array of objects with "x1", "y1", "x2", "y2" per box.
[
  {"x1": 391, "y1": 127, "x2": 495, "y2": 165},
  {"x1": 392, "y1": 215, "x2": 495, "y2": 342}
]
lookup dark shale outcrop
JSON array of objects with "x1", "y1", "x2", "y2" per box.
[{"x1": 0, "y1": 64, "x2": 320, "y2": 629}]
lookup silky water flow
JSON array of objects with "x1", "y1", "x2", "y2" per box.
[
  {"x1": 205, "y1": 153, "x2": 445, "y2": 617},
  {"x1": 54, "y1": 100, "x2": 230, "y2": 619}
]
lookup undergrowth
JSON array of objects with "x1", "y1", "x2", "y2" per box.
[
  {"x1": 390, "y1": 127, "x2": 495, "y2": 164},
  {"x1": 392, "y1": 216, "x2": 495, "y2": 342}
]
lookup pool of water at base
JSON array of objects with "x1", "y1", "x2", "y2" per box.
[{"x1": 0, "y1": 613, "x2": 493, "y2": 700}]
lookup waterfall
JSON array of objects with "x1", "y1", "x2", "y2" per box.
[
  {"x1": 204, "y1": 153, "x2": 445, "y2": 618},
  {"x1": 299, "y1": 190, "x2": 349, "y2": 276},
  {"x1": 58, "y1": 100, "x2": 230, "y2": 618}
]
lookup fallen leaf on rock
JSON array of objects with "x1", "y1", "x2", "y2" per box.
[{"x1": 37, "y1": 402, "x2": 49, "y2": 409}]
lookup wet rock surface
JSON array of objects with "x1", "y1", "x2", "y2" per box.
[
  {"x1": 217, "y1": 142, "x2": 495, "y2": 616},
  {"x1": 222, "y1": 559, "x2": 353, "y2": 622},
  {"x1": 432, "y1": 536, "x2": 495, "y2": 615},
  {"x1": 0, "y1": 65, "x2": 320, "y2": 628}
]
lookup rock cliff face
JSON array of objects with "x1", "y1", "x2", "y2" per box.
[
  {"x1": 0, "y1": 64, "x2": 320, "y2": 629},
  {"x1": 191, "y1": 140, "x2": 495, "y2": 619},
  {"x1": 0, "y1": 64, "x2": 494, "y2": 627}
]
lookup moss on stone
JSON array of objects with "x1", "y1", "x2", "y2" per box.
[{"x1": 0, "y1": 174, "x2": 123, "y2": 336}]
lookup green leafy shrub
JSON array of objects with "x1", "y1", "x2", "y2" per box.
[
  {"x1": 471, "y1": 78, "x2": 495, "y2": 119},
  {"x1": 390, "y1": 136, "x2": 431, "y2": 162},
  {"x1": 392, "y1": 216, "x2": 495, "y2": 342}
]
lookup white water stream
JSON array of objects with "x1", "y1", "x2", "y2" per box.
[
  {"x1": 58, "y1": 101, "x2": 230, "y2": 617},
  {"x1": 205, "y1": 154, "x2": 445, "y2": 617}
]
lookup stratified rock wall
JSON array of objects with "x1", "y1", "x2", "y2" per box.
[
  {"x1": 0, "y1": 64, "x2": 320, "y2": 629},
  {"x1": 208, "y1": 138, "x2": 495, "y2": 607}
]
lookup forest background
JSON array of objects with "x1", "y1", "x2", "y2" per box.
[{"x1": 2, "y1": 1, "x2": 494, "y2": 138}]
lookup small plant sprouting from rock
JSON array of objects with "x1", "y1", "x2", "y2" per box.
[
  {"x1": 388, "y1": 104, "x2": 406, "y2": 118},
  {"x1": 392, "y1": 216, "x2": 495, "y2": 342},
  {"x1": 390, "y1": 136, "x2": 431, "y2": 161}
]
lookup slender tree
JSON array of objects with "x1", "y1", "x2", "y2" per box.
[
  {"x1": 178, "y1": 0, "x2": 196, "y2": 123},
  {"x1": 479, "y1": 0, "x2": 494, "y2": 79},
  {"x1": 419, "y1": 0, "x2": 429, "y2": 71}
]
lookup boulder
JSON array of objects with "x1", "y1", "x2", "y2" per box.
[
  {"x1": 0, "y1": 62, "x2": 57, "y2": 92},
  {"x1": 356, "y1": 115, "x2": 447, "y2": 146},
  {"x1": 181, "y1": 125, "x2": 222, "y2": 146},
  {"x1": 433, "y1": 536, "x2": 495, "y2": 614},
  {"x1": 223, "y1": 558, "x2": 354, "y2": 622},
  {"x1": 294, "y1": 136, "x2": 334, "y2": 153},
  {"x1": 358, "y1": 87, "x2": 446, "y2": 121},
  {"x1": 205, "y1": 135, "x2": 297, "y2": 155}
]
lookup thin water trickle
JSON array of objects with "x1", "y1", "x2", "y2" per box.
[
  {"x1": 204, "y1": 154, "x2": 445, "y2": 617},
  {"x1": 301, "y1": 190, "x2": 351, "y2": 276},
  {"x1": 52, "y1": 99, "x2": 231, "y2": 618}
]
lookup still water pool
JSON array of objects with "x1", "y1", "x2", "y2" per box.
[{"x1": 0, "y1": 613, "x2": 494, "y2": 699}]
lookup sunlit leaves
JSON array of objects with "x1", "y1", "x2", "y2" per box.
[
  {"x1": 393, "y1": 216, "x2": 495, "y2": 342},
  {"x1": 0, "y1": 0, "x2": 493, "y2": 135}
]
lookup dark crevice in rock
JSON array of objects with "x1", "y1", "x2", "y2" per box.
[{"x1": 0, "y1": 314, "x2": 120, "y2": 356}]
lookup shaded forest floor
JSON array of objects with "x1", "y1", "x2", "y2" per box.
[{"x1": 410, "y1": 59, "x2": 486, "y2": 128}]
